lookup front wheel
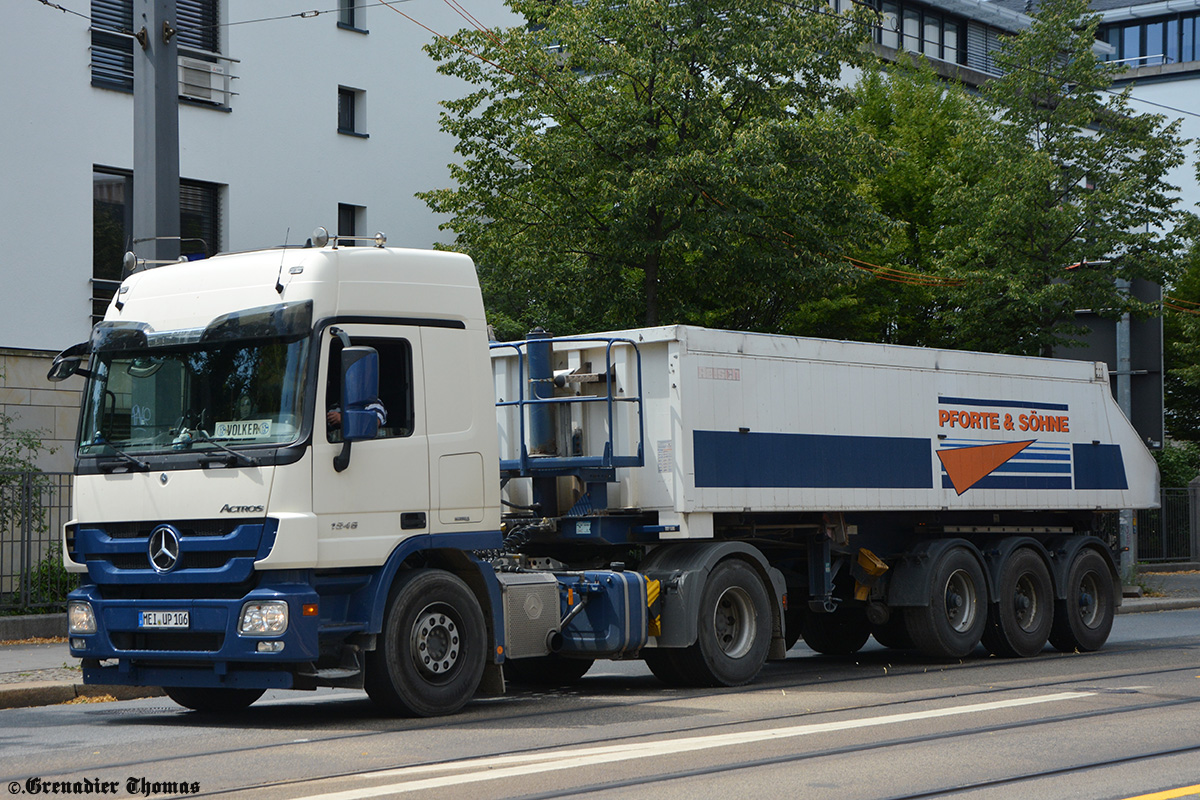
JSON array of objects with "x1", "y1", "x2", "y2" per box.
[
  {"x1": 365, "y1": 569, "x2": 487, "y2": 717},
  {"x1": 673, "y1": 559, "x2": 772, "y2": 687},
  {"x1": 164, "y1": 686, "x2": 264, "y2": 713},
  {"x1": 905, "y1": 546, "x2": 987, "y2": 660},
  {"x1": 1049, "y1": 549, "x2": 1115, "y2": 653}
]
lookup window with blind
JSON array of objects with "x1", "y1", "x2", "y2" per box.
[
  {"x1": 90, "y1": 0, "x2": 220, "y2": 92},
  {"x1": 92, "y1": 167, "x2": 223, "y2": 323}
]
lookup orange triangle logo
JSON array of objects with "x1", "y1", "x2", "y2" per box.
[{"x1": 937, "y1": 440, "x2": 1036, "y2": 495}]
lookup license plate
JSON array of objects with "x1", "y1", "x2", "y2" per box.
[{"x1": 138, "y1": 610, "x2": 189, "y2": 629}]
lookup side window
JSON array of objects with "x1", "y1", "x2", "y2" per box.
[{"x1": 325, "y1": 336, "x2": 415, "y2": 442}]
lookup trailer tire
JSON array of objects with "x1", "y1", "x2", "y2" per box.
[
  {"x1": 675, "y1": 559, "x2": 772, "y2": 687},
  {"x1": 505, "y1": 655, "x2": 594, "y2": 687},
  {"x1": 981, "y1": 548, "x2": 1053, "y2": 658},
  {"x1": 365, "y1": 568, "x2": 486, "y2": 717},
  {"x1": 801, "y1": 608, "x2": 871, "y2": 655},
  {"x1": 164, "y1": 686, "x2": 264, "y2": 713},
  {"x1": 1049, "y1": 549, "x2": 1115, "y2": 653},
  {"x1": 871, "y1": 614, "x2": 913, "y2": 650},
  {"x1": 904, "y1": 546, "x2": 987, "y2": 660}
]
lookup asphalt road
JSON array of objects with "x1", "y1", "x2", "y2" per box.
[{"x1": 1, "y1": 610, "x2": 1197, "y2": 800}]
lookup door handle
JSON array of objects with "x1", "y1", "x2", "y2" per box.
[{"x1": 401, "y1": 512, "x2": 426, "y2": 530}]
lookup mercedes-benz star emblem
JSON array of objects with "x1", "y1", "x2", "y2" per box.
[{"x1": 148, "y1": 525, "x2": 182, "y2": 573}]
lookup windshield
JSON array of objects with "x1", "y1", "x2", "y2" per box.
[{"x1": 78, "y1": 303, "x2": 312, "y2": 458}]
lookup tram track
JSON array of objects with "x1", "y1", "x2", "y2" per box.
[
  {"x1": 185, "y1": 694, "x2": 1200, "y2": 799},
  {"x1": 5, "y1": 652, "x2": 1200, "y2": 797}
]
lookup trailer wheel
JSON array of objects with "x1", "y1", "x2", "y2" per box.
[
  {"x1": 904, "y1": 546, "x2": 987, "y2": 660},
  {"x1": 871, "y1": 614, "x2": 913, "y2": 650},
  {"x1": 981, "y1": 548, "x2": 1053, "y2": 658},
  {"x1": 801, "y1": 607, "x2": 871, "y2": 655},
  {"x1": 676, "y1": 559, "x2": 772, "y2": 687},
  {"x1": 365, "y1": 568, "x2": 486, "y2": 717},
  {"x1": 1049, "y1": 549, "x2": 1115, "y2": 653},
  {"x1": 505, "y1": 655, "x2": 594, "y2": 687},
  {"x1": 164, "y1": 686, "x2": 264, "y2": 713}
]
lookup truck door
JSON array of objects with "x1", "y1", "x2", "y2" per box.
[{"x1": 312, "y1": 324, "x2": 429, "y2": 567}]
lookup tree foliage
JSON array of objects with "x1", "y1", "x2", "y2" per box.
[
  {"x1": 422, "y1": 0, "x2": 1194, "y2": 363},
  {"x1": 1164, "y1": 228, "x2": 1200, "y2": 442},
  {"x1": 932, "y1": 0, "x2": 1192, "y2": 357},
  {"x1": 420, "y1": 0, "x2": 887, "y2": 339}
]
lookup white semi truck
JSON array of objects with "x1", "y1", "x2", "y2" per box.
[{"x1": 50, "y1": 233, "x2": 1158, "y2": 715}]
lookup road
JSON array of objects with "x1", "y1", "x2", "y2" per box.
[{"x1": 1, "y1": 610, "x2": 1197, "y2": 800}]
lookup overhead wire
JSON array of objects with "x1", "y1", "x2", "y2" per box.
[{"x1": 31, "y1": 0, "x2": 89, "y2": 22}]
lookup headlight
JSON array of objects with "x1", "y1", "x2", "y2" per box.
[
  {"x1": 68, "y1": 601, "x2": 96, "y2": 634},
  {"x1": 239, "y1": 601, "x2": 288, "y2": 635}
]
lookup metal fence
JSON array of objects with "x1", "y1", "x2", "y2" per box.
[
  {"x1": 1136, "y1": 488, "x2": 1194, "y2": 564},
  {"x1": 0, "y1": 471, "x2": 74, "y2": 614}
]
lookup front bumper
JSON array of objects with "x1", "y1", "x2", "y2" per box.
[{"x1": 68, "y1": 582, "x2": 320, "y2": 690}]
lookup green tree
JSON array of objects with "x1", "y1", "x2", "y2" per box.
[
  {"x1": 420, "y1": 0, "x2": 886, "y2": 339},
  {"x1": 933, "y1": 0, "x2": 1192, "y2": 358},
  {"x1": 829, "y1": 60, "x2": 997, "y2": 347},
  {"x1": 1163, "y1": 228, "x2": 1200, "y2": 442}
]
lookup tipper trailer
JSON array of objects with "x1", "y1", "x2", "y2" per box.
[{"x1": 50, "y1": 233, "x2": 1158, "y2": 715}]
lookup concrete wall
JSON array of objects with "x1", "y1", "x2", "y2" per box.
[{"x1": 0, "y1": 351, "x2": 78, "y2": 474}]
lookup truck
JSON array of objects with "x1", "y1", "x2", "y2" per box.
[{"x1": 49, "y1": 230, "x2": 1158, "y2": 716}]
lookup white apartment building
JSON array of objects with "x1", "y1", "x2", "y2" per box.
[
  {"x1": 2, "y1": 0, "x2": 1197, "y2": 472},
  {"x1": 2, "y1": 0, "x2": 517, "y2": 469}
]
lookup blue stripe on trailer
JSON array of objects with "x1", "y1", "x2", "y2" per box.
[
  {"x1": 938, "y1": 396, "x2": 1070, "y2": 411},
  {"x1": 942, "y1": 475, "x2": 1073, "y2": 490},
  {"x1": 693, "y1": 430, "x2": 932, "y2": 489},
  {"x1": 1073, "y1": 443, "x2": 1128, "y2": 490}
]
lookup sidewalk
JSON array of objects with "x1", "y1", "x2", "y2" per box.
[
  {"x1": 3, "y1": 567, "x2": 1197, "y2": 710},
  {"x1": 0, "y1": 614, "x2": 162, "y2": 710}
]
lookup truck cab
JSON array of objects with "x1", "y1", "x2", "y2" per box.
[{"x1": 56, "y1": 236, "x2": 505, "y2": 713}]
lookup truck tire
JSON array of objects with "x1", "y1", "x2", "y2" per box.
[
  {"x1": 365, "y1": 568, "x2": 487, "y2": 717},
  {"x1": 673, "y1": 559, "x2": 772, "y2": 687},
  {"x1": 904, "y1": 546, "x2": 987, "y2": 660},
  {"x1": 1049, "y1": 549, "x2": 1115, "y2": 653},
  {"x1": 871, "y1": 614, "x2": 913, "y2": 650},
  {"x1": 643, "y1": 648, "x2": 694, "y2": 687},
  {"x1": 801, "y1": 608, "x2": 871, "y2": 655},
  {"x1": 164, "y1": 686, "x2": 264, "y2": 713},
  {"x1": 981, "y1": 548, "x2": 1053, "y2": 658},
  {"x1": 505, "y1": 655, "x2": 594, "y2": 687}
]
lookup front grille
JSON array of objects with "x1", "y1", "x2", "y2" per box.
[
  {"x1": 94, "y1": 552, "x2": 257, "y2": 571},
  {"x1": 101, "y1": 520, "x2": 240, "y2": 539},
  {"x1": 110, "y1": 631, "x2": 225, "y2": 652},
  {"x1": 99, "y1": 579, "x2": 256, "y2": 601},
  {"x1": 77, "y1": 520, "x2": 271, "y2": 585}
]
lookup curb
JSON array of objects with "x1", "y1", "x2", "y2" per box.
[
  {"x1": 0, "y1": 682, "x2": 164, "y2": 711},
  {"x1": 0, "y1": 614, "x2": 66, "y2": 642},
  {"x1": 1117, "y1": 597, "x2": 1200, "y2": 614}
]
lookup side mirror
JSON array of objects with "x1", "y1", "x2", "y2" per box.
[
  {"x1": 333, "y1": 345, "x2": 379, "y2": 473},
  {"x1": 47, "y1": 343, "x2": 92, "y2": 382}
]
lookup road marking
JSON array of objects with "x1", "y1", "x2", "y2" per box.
[
  {"x1": 292, "y1": 691, "x2": 1094, "y2": 800},
  {"x1": 1121, "y1": 787, "x2": 1200, "y2": 800}
]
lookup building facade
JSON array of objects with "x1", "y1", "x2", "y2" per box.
[{"x1": 2, "y1": 0, "x2": 516, "y2": 470}]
